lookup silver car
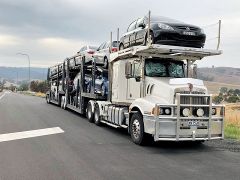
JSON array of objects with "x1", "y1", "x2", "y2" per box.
[
  {"x1": 93, "y1": 41, "x2": 119, "y2": 68},
  {"x1": 77, "y1": 45, "x2": 98, "y2": 63}
]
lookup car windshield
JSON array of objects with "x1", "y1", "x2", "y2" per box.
[
  {"x1": 89, "y1": 46, "x2": 98, "y2": 50},
  {"x1": 146, "y1": 15, "x2": 183, "y2": 24},
  {"x1": 145, "y1": 59, "x2": 184, "y2": 78},
  {"x1": 112, "y1": 41, "x2": 119, "y2": 47}
]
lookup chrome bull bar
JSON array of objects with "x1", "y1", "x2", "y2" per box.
[{"x1": 153, "y1": 93, "x2": 225, "y2": 141}]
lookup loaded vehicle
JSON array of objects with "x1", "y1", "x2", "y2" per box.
[
  {"x1": 46, "y1": 12, "x2": 223, "y2": 145},
  {"x1": 77, "y1": 45, "x2": 98, "y2": 64},
  {"x1": 119, "y1": 15, "x2": 206, "y2": 50},
  {"x1": 46, "y1": 44, "x2": 224, "y2": 145},
  {"x1": 46, "y1": 53, "x2": 107, "y2": 115},
  {"x1": 94, "y1": 41, "x2": 119, "y2": 68}
]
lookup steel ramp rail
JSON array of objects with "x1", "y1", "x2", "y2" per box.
[{"x1": 110, "y1": 44, "x2": 222, "y2": 62}]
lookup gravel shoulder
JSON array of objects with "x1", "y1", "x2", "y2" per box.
[{"x1": 205, "y1": 139, "x2": 240, "y2": 152}]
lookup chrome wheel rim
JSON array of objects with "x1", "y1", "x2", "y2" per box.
[
  {"x1": 87, "y1": 105, "x2": 92, "y2": 119},
  {"x1": 132, "y1": 119, "x2": 140, "y2": 139},
  {"x1": 95, "y1": 109, "x2": 99, "y2": 122}
]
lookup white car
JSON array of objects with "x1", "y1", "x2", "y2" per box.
[
  {"x1": 93, "y1": 41, "x2": 119, "y2": 68},
  {"x1": 77, "y1": 45, "x2": 98, "y2": 64}
]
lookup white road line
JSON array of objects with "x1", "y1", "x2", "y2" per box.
[
  {"x1": 0, "y1": 127, "x2": 64, "y2": 143},
  {"x1": 0, "y1": 93, "x2": 5, "y2": 100}
]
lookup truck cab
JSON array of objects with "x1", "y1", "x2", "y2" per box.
[{"x1": 102, "y1": 44, "x2": 225, "y2": 144}]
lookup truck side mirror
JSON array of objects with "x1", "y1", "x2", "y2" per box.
[
  {"x1": 125, "y1": 62, "x2": 133, "y2": 78},
  {"x1": 193, "y1": 64, "x2": 198, "y2": 78},
  {"x1": 135, "y1": 76, "x2": 141, "y2": 82}
]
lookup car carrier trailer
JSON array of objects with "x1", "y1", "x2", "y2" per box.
[{"x1": 46, "y1": 44, "x2": 224, "y2": 145}]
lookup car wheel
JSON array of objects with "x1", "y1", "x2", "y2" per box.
[
  {"x1": 130, "y1": 112, "x2": 150, "y2": 145},
  {"x1": 119, "y1": 43, "x2": 124, "y2": 50},
  {"x1": 103, "y1": 57, "x2": 108, "y2": 68},
  {"x1": 94, "y1": 103, "x2": 101, "y2": 126},
  {"x1": 87, "y1": 102, "x2": 94, "y2": 123}
]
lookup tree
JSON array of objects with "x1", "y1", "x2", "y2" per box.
[
  {"x1": 213, "y1": 95, "x2": 223, "y2": 104},
  {"x1": 226, "y1": 96, "x2": 239, "y2": 103},
  {"x1": 18, "y1": 83, "x2": 28, "y2": 91},
  {"x1": 219, "y1": 87, "x2": 228, "y2": 94}
]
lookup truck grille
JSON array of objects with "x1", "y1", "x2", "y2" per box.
[{"x1": 177, "y1": 91, "x2": 207, "y2": 105}]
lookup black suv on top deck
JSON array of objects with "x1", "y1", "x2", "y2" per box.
[{"x1": 119, "y1": 16, "x2": 206, "y2": 50}]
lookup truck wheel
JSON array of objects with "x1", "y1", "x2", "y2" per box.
[
  {"x1": 46, "y1": 95, "x2": 50, "y2": 104},
  {"x1": 94, "y1": 103, "x2": 101, "y2": 126},
  {"x1": 61, "y1": 96, "x2": 65, "y2": 109},
  {"x1": 58, "y1": 95, "x2": 62, "y2": 106},
  {"x1": 130, "y1": 112, "x2": 148, "y2": 145},
  {"x1": 87, "y1": 102, "x2": 94, "y2": 123}
]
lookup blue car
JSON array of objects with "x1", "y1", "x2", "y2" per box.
[{"x1": 73, "y1": 67, "x2": 109, "y2": 96}]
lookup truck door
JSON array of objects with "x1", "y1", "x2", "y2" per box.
[{"x1": 127, "y1": 62, "x2": 141, "y2": 100}]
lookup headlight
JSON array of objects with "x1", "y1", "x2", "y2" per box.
[
  {"x1": 196, "y1": 108, "x2": 204, "y2": 117},
  {"x1": 182, "y1": 108, "x2": 190, "y2": 117},
  {"x1": 158, "y1": 23, "x2": 174, "y2": 30},
  {"x1": 200, "y1": 28, "x2": 204, "y2": 34},
  {"x1": 164, "y1": 108, "x2": 171, "y2": 115}
]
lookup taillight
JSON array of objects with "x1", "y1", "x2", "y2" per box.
[
  {"x1": 87, "y1": 50, "x2": 95, "y2": 54},
  {"x1": 111, "y1": 47, "x2": 118, "y2": 52}
]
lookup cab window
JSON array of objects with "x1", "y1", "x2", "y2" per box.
[{"x1": 136, "y1": 18, "x2": 144, "y2": 28}]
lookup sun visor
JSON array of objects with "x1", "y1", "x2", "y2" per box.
[{"x1": 169, "y1": 78, "x2": 204, "y2": 86}]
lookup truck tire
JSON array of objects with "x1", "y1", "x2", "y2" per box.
[
  {"x1": 61, "y1": 96, "x2": 65, "y2": 109},
  {"x1": 46, "y1": 94, "x2": 50, "y2": 104},
  {"x1": 58, "y1": 95, "x2": 62, "y2": 106},
  {"x1": 94, "y1": 103, "x2": 101, "y2": 126},
  {"x1": 87, "y1": 102, "x2": 94, "y2": 123},
  {"x1": 130, "y1": 112, "x2": 149, "y2": 145}
]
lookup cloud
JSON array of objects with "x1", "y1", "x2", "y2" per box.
[
  {"x1": 0, "y1": 34, "x2": 22, "y2": 47},
  {"x1": 0, "y1": 0, "x2": 240, "y2": 67}
]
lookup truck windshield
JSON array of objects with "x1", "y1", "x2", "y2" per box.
[{"x1": 145, "y1": 59, "x2": 184, "y2": 78}]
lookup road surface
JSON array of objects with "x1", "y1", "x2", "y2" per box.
[{"x1": 0, "y1": 92, "x2": 239, "y2": 180}]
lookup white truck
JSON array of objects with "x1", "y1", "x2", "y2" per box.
[{"x1": 47, "y1": 44, "x2": 224, "y2": 145}]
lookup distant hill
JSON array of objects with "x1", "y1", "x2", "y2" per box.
[
  {"x1": 0, "y1": 66, "x2": 239, "y2": 89},
  {"x1": 198, "y1": 67, "x2": 240, "y2": 85},
  {"x1": 0, "y1": 67, "x2": 48, "y2": 81}
]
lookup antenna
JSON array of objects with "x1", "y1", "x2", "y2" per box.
[
  {"x1": 217, "y1": 20, "x2": 221, "y2": 50},
  {"x1": 147, "y1": 10, "x2": 151, "y2": 45}
]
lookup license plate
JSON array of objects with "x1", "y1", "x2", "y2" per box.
[
  {"x1": 183, "y1": 31, "x2": 196, "y2": 36},
  {"x1": 188, "y1": 121, "x2": 199, "y2": 126}
]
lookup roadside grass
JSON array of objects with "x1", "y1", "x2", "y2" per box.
[
  {"x1": 224, "y1": 103, "x2": 240, "y2": 140},
  {"x1": 18, "y1": 91, "x2": 46, "y2": 98}
]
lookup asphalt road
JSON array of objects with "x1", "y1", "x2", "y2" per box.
[{"x1": 0, "y1": 92, "x2": 239, "y2": 180}]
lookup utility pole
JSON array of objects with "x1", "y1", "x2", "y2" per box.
[{"x1": 16, "y1": 53, "x2": 30, "y2": 90}]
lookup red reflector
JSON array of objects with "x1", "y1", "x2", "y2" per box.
[
  {"x1": 87, "y1": 50, "x2": 95, "y2": 54},
  {"x1": 111, "y1": 47, "x2": 118, "y2": 52}
]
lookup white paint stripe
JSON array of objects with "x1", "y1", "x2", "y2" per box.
[
  {"x1": 0, "y1": 127, "x2": 64, "y2": 143},
  {"x1": 0, "y1": 93, "x2": 5, "y2": 100}
]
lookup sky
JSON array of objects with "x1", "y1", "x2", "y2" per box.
[{"x1": 0, "y1": 0, "x2": 239, "y2": 68}]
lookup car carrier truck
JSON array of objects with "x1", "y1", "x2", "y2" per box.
[{"x1": 46, "y1": 44, "x2": 224, "y2": 145}]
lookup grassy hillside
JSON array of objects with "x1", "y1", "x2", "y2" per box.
[{"x1": 198, "y1": 67, "x2": 240, "y2": 85}]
